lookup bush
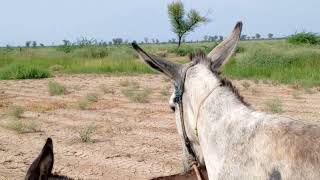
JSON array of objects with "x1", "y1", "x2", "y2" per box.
[
  {"x1": 287, "y1": 32, "x2": 319, "y2": 45},
  {"x1": 77, "y1": 98, "x2": 89, "y2": 110},
  {"x1": 122, "y1": 87, "x2": 152, "y2": 103},
  {"x1": 265, "y1": 98, "x2": 283, "y2": 113},
  {"x1": 0, "y1": 64, "x2": 50, "y2": 80},
  {"x1": 86, "y1": 93, "x2": 99, "y2": 102},
  {"x1": 170, "y1": 43, "x2": 217, "y2": 56},
  {"x1": 6, "y1": 120, "x2": 41, "y2": 134},
  {"x1": 48, "y1": 81, "x2": 66, "y2": 96},
  {"x1": 57, "y1": 44, "x2": 76, "y2": 53},
  {"x1": 8, "y1": 105, "x2": 24, "y2": 118},
  {"x1": 78, "y1": 123, "x2": 96, "y2": 143},
  {"x1": 71, "y1": 46, "x2": 109, "y2": 58}
]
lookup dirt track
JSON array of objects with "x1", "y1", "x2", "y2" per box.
[{"x1": 0, "y1": 74, "x2": 319, "y2": 179}]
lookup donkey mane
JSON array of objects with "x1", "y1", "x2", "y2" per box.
[{"x1": 189, "y1": 50, "x2": 249, "y2": 106}]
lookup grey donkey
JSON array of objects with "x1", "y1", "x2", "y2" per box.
[{"x1": 132, "y1": 22, "x2": 320, "y2": 180}]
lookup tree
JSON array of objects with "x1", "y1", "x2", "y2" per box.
[
  {"x1": 40, "y1": 43, "x2": 44, "y2": 47},
  {"x1": 32, "y1": 41, "x2": 37, "y2": 47},
  {"x1": 240, "y1": 35, "x2": 247, "y2": 40},
  {"x1": 62, "y1": 40, "x2": 71, "y2": 46},
  {"x1": 255, "y1": 33, "x2": 261, "y2": 39},
  {"x1": 112, "y1": 38, "x2": 123, "y2": 45},
  {"x1": 144, "y1": 37, "x2": 149, "y2": 44},
  {"x1": 167, "y1": 2, "x2": 209, "y2": 47},
  {"x1": 203, "y1": 35, "x2": 209, "y2": 42},
  {"x1": 268, "y1": 33, "x2": 274, "y2": 39},
  {"x1": 25, "y1": 41, "x2": 31, "y2": 48},
  {"x1": 219, "y1": 36, "x2": 223, "y2": 41}
]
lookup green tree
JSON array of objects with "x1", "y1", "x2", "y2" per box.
[
  {"x1": 255, "y1": 33, "x2": 261, "y2": 39},
  {"x1": 32, "y1": 41, "x2": 37, "y2": 48},
  {"x1": 268, "y1": 33, "x2": 274, "y2": 39},
  {"x1": 167, "y1": 2, "x2": 209, "y2": 47},
  {"x1": 25, "y1": 41, "x2": 31, "y2": 48}
]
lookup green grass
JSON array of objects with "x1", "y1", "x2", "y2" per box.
[
  {"x1": 223, "y1": 40, "x2": 320, "y2": 87},
  {"x1": 0, "y1": 41, "x2": 319, "y2": 87},
  {"x1": 287, "y1": 32, "x2": 320, "y2": 45},
  {"x1": 0, "y1": 63, "x2": 50, "y2": 80}
]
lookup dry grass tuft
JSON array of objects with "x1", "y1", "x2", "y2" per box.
[
  {"x1": 86, "y1": 93, "x2": 99, "y2": 102},
  {"x1": 265, "y1": 97, "x2": 283, "y2": 114},
  {"x1": 241, "y1": 81, "x2": 251, "y2": 89},
  {"x1": 8, "y1": 105, "x2": 24, "y2": 118},
  {"x1": 160, "y1": 86, "x2": 171, "y2": 96},
  {"x1": 6, "y1": 120, "x2": 41, "y2": 134},
  {"x1": 48, "y1": 81, "x2": 66, "y2": 96},
  {"x1": 100, "y1": 84, "x2": 115, "y2": 94},
  {"x1": 77, "y1": 123, "x2": 96, "y2": 143}
]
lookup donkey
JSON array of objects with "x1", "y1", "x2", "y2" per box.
[
  {"x1": 132, "y1": 22, "x2": 320, "y2": 180},
  {"x1": 25, "y1": 138, "x2": 72, "y2": 180}
]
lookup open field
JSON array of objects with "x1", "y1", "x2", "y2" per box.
[
  {"x1": 0, "y1": 40, "x2": 320, "y2": 87},
  {"x1": 0, "y1": 74, "x2": 319, "y2": 179}
]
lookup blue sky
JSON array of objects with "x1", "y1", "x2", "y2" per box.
[{"x1": 0, "y1": 0, "x2": 319, "y2": 46}]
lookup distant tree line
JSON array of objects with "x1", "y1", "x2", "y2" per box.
[{"x1": 239, "y1": 33, "x2": 275, "y2": 41}]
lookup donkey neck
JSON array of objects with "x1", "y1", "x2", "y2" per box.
[{"x1": 197, "y1": 84, "x2": 254, "y2": 171}]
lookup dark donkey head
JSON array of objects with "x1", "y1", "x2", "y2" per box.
[{"x1": 25, "y1": 138, "x2": 72, "y2": 180}]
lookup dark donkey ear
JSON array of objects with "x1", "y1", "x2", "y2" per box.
[
  {"x1": 132, "y1": 42, "x2": 185, "y2": 82},
  {"x1": 25, "y1": 138, "x2": 54, "y2": 180}
]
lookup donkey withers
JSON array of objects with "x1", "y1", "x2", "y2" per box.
[
  {"x1": 25, "y1": 138, "x2": 72, "y2": 180},
  {"x1": 132, "y1": 22, "x2": 320, "y2": 179}
]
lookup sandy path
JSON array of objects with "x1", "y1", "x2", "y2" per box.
[{"x1": 0, "y1": 74, "x2": 319, "y2": 179}]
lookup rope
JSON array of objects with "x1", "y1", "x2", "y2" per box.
[
  {"x1": 192, "y1": 163, "x2": 203, "y2": 180},
  {"x1": 194, "y1": 84, "x2": 221, "y2": 137}
]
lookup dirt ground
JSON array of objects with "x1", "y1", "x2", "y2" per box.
[{"x1": 0, "y1": 74, "x2": 319, "y2": 180}]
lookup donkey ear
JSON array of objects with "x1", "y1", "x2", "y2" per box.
[
  {"x1": 132, "y1": 42, "x2": 184, "y2": 82},
  {"x1": 208, "y1": 21, "x2": 242, "y2": 70},
  {"x1": 25, "y1": 138, "x2": 54, "y2": 180}
]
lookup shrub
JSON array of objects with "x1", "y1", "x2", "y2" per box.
[
  {"x1": 0, "y1": 64, "x2": 50, "y2": 80},
  {"x1": 160, "y1": 86, "x2": 171, "y2": 96},
  {"x1": 100, "y1": 85, "x2": 115, "y2": 94},
  {"x1": 241, "y1": 81, "x2": 251, "y2": 89},
  {"x1": 8, "y1": 105, "x2": 24, "y2": 118},
  {"x1": 77, "y1": 98, "x2": 89, "y2": 110},
  {"x1": 291, "y1": 91, "x2": 302, "y2": 99},
  {"x1": 71, "y1": 46, "x2": 109, "y2": 58},
  {"x1": 86, "y1": 93, "x2": 99, "y2": 102},
  {"x1": 265, "y1": 98, "x2": 283, "y2": 113},
  {"x1": 77, "y1": 93, "x2": 98, "y2": 110},
  {"x1": 6, "y1": 120, "x2": 41, "y2": 134},
  {"x1": 287, "y1": 32, "x2": 319, "y2": 45},
  {"x1": 122, "y1": 87, "x2": 152, "y2": 103},
  {"x1": 48, "y1": 81, "x2": 66, "y2": 96},
  {"x1": 78, "y1": 123, "x2": 96, "y2": 143},
  {"x1": 49, "y1": 65, "x2": 64, "y2": 72}
]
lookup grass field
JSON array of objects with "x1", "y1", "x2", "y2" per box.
[
  {"x1": 0, "y1": 40, "x2": 319, "y2": 87},
  {"x1": 224, "y1": 40, "x2": 320, "y2": 87}
]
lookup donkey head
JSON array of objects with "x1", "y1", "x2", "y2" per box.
[
  {"x1": 132, "y1": 22, "x2": 242, "y2": 167},
  {"x1": 25, "y1": 138, "x2": 71, "y2": 180}
]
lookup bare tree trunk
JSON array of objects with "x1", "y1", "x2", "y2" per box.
[{"x1": 178, "y1": 36, "x2": 182, "y2": 48}]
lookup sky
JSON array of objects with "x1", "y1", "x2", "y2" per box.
[{"x1": 0, "y1": 0, "x2": 319, "y2": 46}]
